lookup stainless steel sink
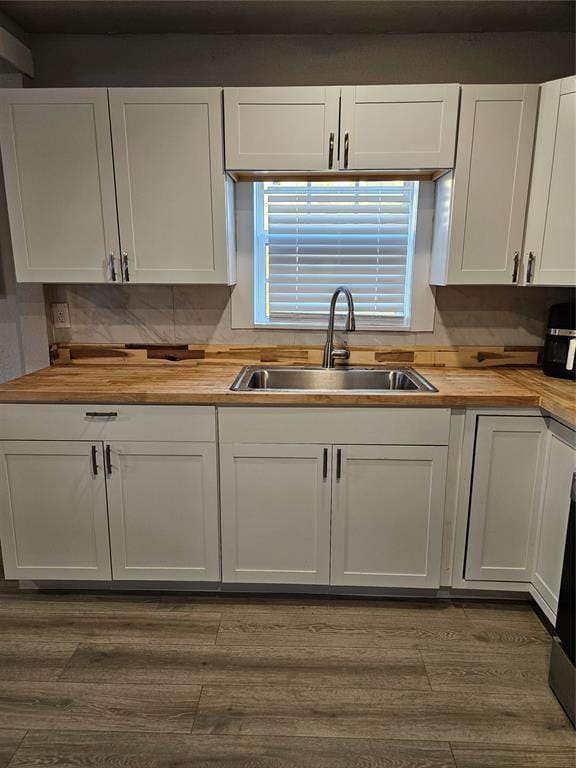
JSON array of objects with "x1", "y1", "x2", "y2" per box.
[{"x1": 230, "y1": 366, "x2": 437, "y2": 393}]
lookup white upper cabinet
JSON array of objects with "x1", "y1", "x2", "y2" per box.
[
  {"x1": 109, "y1": 88, "x2": 235, "y2": 284},
  {"x1": 430, "y1": 85, "x2": 538, "y2": 285},
  {"x1": 339, "y1": 84, "x2": 460, "y2": 170},
  {"x1": 224, "y1": 87, "x2": 340, "y2": 171},
  {"x1": 223, "y1": 84, "x2": 459, "y2": 171},
  {"x1": 465, "y1": 416, "x2": 548, "y2": 583},
  {"x1": 0, "y1": 87, "x2": 234, "y2": 284},
  {"x1": 0, "y1": 89, "x2": 120, "y2": 283},
  {"x1": 523, "y1": 76, "x2": 576, "y2": 286}
]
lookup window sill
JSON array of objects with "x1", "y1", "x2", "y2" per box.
[{"x1": 253, "y1": 323, "x2": 413, "y2": 332}]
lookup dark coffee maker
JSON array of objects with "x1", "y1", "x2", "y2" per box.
[{"x1": 543, "y1": 303, "x2": 576, "y2": 380}]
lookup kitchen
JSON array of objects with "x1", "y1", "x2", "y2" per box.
[{"x1": 0, "y1": 1, "x2": 574, "y2": 766}]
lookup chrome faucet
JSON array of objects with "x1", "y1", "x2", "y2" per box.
[{"x1": 322, "y1": 287, "x2": 356, "y2": 368}]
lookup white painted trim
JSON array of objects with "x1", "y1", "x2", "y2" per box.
[
  {"x1": 0, "y1": 27, "x2": 33, "y2": 77},
  {"x1": 231, "y1": 180, "x2": 436, "y2": 332}
]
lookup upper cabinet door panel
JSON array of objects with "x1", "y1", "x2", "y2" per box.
[
  {"x1": 224, "y1": 87, "x2": 340, "y2": 170},
  {"x1": 340, "y1": 84, "x2": 460, "y2": 169},
  {"x1": 446, "y1": 85, "x2": 538, "y2": 285},
  {"x1": 109, "y1": 88, "x2": 233, "y2": 284},
  {"x1": 0, "y1": 89, "x2": 119, "y2": 283},
  {"x1": 525, "y1": 76, "x2": 575, "y2": 286}
]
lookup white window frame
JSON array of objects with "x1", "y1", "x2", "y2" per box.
[{"x1": 231, "y1": 180, "x2": 436, "y2": 333}]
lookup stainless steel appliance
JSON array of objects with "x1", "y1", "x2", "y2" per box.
[
  {"x1": 549, "y1": 472, "x2": 576, "y2": 726},
  {"x1": 543, "y1": 303, "x2": 576, "y2": 380}
]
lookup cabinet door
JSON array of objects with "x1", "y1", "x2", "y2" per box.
[
  {"x1": 339, "y1": 84, "x2": 459, "y2": 169},
  {"x1": 0, "y1": 89, "x2": 120, "y2": 283},
  {"x1": 532, "y1": 430, "x2": 575, "y2": 615},
  {"x1": 109, "y1": 88, "x2": 234, "y2": 284},
  {"x1": 444, "y1": 85, "x2": 538, "y2": 285},
  {"x1": 331, "y1": 445, "x2": 448, "y2": 588},
  {"x1": 220, "y1": 443, "x2": 331, "y2": 584},
  {"x1": 0, "y1": 441, "x2": 111, "y2": 580},
  {"x1": 106, "y1": 442, "x2": 220, "y2": 581},
  {"x1": 224, "y1": 87, "x2": 340, "y2": 171},
  {"x1": 465, "y1": 416, "x2": 547, "y2": 582},
  {"x1": 525, "y1": 77, "x2": 575, "y2": 286}
]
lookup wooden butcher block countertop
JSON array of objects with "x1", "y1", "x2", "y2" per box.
[{"x1": 0, "y1": 361, "x2": 573, "y2": 428}]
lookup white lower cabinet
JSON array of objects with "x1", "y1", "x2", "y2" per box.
[
  {"x1": 0, "y1": 441, "x2": 112, "y2": 580},
  {"x1": 532, "y1": 425, "x2": 576, "y2": 618},
  {"x1": 0, "y1": 405, "x2": 220, "y2": 583},
  {"x1": 331, "y1": 445, "x2": 448, "y2": 588},
  {"x1": 106, "y1": 442, "x2": 220, "y2": 581},
  {"x1": 219, "y1": 444, "x2": 332, "y2": 584},
  {"x1": 219, "y1": 438, "x2": 449, "y2": 589},
  {"x1": 465, "y1": 416, "x2": 548, "y2": 583}
]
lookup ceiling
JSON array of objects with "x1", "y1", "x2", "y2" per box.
[{"x1": 0, "y1": 0, "x2": 574, "y2": 36}]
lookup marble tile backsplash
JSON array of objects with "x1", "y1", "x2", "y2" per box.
[{"x1": 45, "y1": 284, "x2": 573, "y2": 348}]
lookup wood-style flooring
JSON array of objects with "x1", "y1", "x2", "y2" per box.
[{"x1": 0, "y1": 582, "x2": 573, "y2": 767}]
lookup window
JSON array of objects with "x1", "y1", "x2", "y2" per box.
[{"x1": 253, "y1": 179, "x2": 420, "y2": 329}]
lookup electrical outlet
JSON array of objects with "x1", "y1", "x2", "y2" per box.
[{"x1": 51, "y1": 302, "x2": 71, "y2": 329}]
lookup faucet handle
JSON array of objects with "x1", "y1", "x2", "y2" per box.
[{"x1": 332, "y1": 348, "x2": 350, "y2": 362}]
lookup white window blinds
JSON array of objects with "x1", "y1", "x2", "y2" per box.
[{"x1": 254, "y1": 180, "x2": 419, "y2": 328}]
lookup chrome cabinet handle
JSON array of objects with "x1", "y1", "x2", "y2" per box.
[
  {"x1": 511, "y1": 252, "x2": 519, "y2": 283},
  {"x1": 336, "y1": 448, "x2": 342, "y2": 480},
  {"x1": 322, "y1": 448, "x2": 328, "y2": 479},
  {"x1": 343, "y1": 132, "x2": 350, "y2": 169},
  {"x1": 108, "y1": 253, "x2": 117, "y2": 282},
  {"x1": 526, "y1": 252, "x2": 535, "y2": 284},
  {"x1": 328, "y1": 132, "x2": 335, "y2": 169},
  {"x1": 91, "y1": 445, "x2": 98, "y2": 476},
  {"x1": 105, "y1": 444, "x2": 113, "y2": 476},
  {"x1": 122, "y1": 252, "x2": 130, "y2": 282}
]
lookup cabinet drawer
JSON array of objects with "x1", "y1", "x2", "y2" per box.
[
  {"x1": 218, "y1": 407, "x2": 451, "y2": 445},
  {"x1": 0, "y1": 404, "x2": 216, "y2": 442}
]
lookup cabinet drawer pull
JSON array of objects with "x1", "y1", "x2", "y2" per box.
[
  {"x1": 105, "y1": 444, "x2": 113, "y2": 475},
  {"x1": 336, "y1": 448, "x2": 342, "y2": 479},
  {"x1": 85, "y1": 412, "x2": 118, "y2": 418},
  {"x1": 328, "y1": 132, "x2": 335, "y2": 169},
  {"x1": 526, "y1": 252, "x2": 535, "y2": 284},
  {"x1": 91, "y1": 445, "x2": 98, "y2": 476},
  {"x1": 108, "y1": 253, "x2": 117, "y2": 282},
  {"x1": 122, "y1": 252, "x2": 130, "y2": 282},
  {"x1": 511, "y1": 252, "x2": 519, "y2": 283},
  {"x1": 343, "y1": 132, "x2": 350, "y2": 169},
  {"x1": 322, "y1": 447, "x2": 328, "y2": 479}
]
